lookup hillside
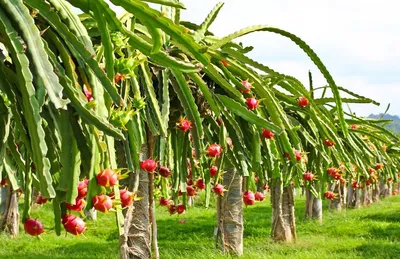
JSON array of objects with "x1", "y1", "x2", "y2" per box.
[{"x1": 367, "y1": 113, "x2": 400, "y2": 133}]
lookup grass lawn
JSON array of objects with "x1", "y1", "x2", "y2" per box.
[{"x1": 1, "y1": 194, "x2": 400, "y2": 259}]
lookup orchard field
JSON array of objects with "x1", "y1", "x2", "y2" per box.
[
  {"x1": 1, "y1": 0, "x2": 400, "y2": 259},
  {"x1": 2, "y1": 194, "x2": 400, "y2": 259}
]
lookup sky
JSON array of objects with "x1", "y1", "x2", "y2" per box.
[{"x1": 108, "y1": 1, "x2": 400, "y2": 117}]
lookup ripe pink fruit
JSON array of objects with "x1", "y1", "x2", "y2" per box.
[
  {"x1": 327, "y1": 167, "x2": 338, "y2": 176},
  {"x1": 177, "y1": 117, "x2": 191, "y2": 132},
  {"x1": 119, "y1": 189, "x2": 134, "y2": 208},
  {"x1": 65, "y1": 198, "x2": 85, "y2": 211},
  {"x1": 168, "y1": 204, "x2": 176, "y2": 215},
  {"x1": 294, "y1": 150, "x2": 302, "y2": 161},
  {"x1": 327, "y1": 167, "x2": 342, "y2": 179},
  {"x1": 284, "y1": 152, "x2": 291, "y2": 160},
  {"x1": 351, "y1": 124, "x2": 359, "y2": 130},
  {"x1": 140, "y1": 159, "x2": 157, "y2": 173},
  {"x1": 262, "y1": 129, "x2": 275, "y2": 139},
  {"x1": 92, "y1": 194, "x2": 112, "y2": 213},
  {"x1": 324, "y1": 191, "x2": 335, "y2": 200},
  {"x1": 285, "y1": 150, "x2": 302, "y2": 162},
  {"x1": 24, "y1": 218, "x2": 44, "y2": 236},
  {"x1": 324, "y1": 138, "x2": 335, "y2": 147},
  {"x1": 186, "y1": 186, "x2": 196, "y2": 197},
  {"x1": 176, "y1": 204, "x2": 185, "y2": 214},
  {"x1": 303, "y1": 172, "x2": 315, "y2": 182},
  {"x1": 96, "y1": 169, "x2": 119, "y2": 187},
  {"x1": 226, "y1": 137, "x2": 233, "y2": 148},
  {"x1": 159, "y1": 197, "x2": 169, "y2": 206},
  {"x1": 209, "y1": 165, "x2": 218, "y2": 177},
  {"x1": 340, "y1": 178, "x2": 346, "y2": 184},
  {"x1": 298, "y1": 96, "x2": 309, "y2": 107},
  {"x1": 62, "y1": 215, "x2": 86, "y2": 235},
  {"x1": 246, "y1": 98, "x2": 259, "y2": 110},
  {"x1": 196, "y1": 179, "x2": 206, "y2": 190},
  {"x1": 366, "y1": 179, "x2": 372, "y2": 186},
  {"x1": 240, "y1": 80, "x2": 251, "y2": 93},
  {"x1": 216, "y1": 117, "x2": 223, "y2": 126},
  {"x1": 114, "y1": 73, "x2": 123, "y2": 83},
  {"x1": 220, "y1": 60, "x2": 229, "y2": 67},
  {"x1": 213, "y1": 184, "x2": 224, "y2": 196},
  {"x1": 35, "y1": 193, "x2": 48, "y2": 205},
  {"x1": 388, "y1": 177, "x2": 393, "y2": 182},
  {"x1": 83, "y1": 88, "x2": 93, "y2": 102},
  {"x1": 62, "y1": 214, "x2": 76, "y2": 226},
  {"x1": 333, "y1": 173, "x2": 342, "y2": 180},
  {"x1": 206, "y1": 144, "x2": 223, "y2": 157},
  {"x1": 187, "y1": 179, "x2": 194, "y2": 186},
  {"x1": 255, "y1": 192, "x2": 265, "y2": 201},
  {"x1": 375, "y1": 163, "x2": 383, "y2": 170},
  {"x1": 0, "y1": 178, "x2": 6, "y2": 187},
  {"x1": 352, "y1": 181, "x2": 359, "y2": 189},
  {"x1": 158, "y1": 166, "x2": 171, "y2": 178},
  {"x1": 243, "y1": 190, "x2": 255, "y2": 206},
  {"x1": 77, "y1": 180, "x2": 88, "y2": 198}
]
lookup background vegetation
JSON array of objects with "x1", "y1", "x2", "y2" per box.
[{"x1": 368, "y1": 113, "x2": 400, "y2": 134}]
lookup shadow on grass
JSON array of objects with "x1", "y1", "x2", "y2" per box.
[
  {"x1": 48, "y1": 241, "x2": 118, "y2": 259},
  {"x1": 242, "y1": 204, "x2": 271, "y2": 238},
  {"x1": 360, "y1": 209, "x2": 400, "y2": 223},
  {"x1": 157, "y1": 215, "x2": 221, "y2": 258},
  {"x1": 355, "y1": 243, "x2": 400, "y2": 258},
  {"x1": 242, "y1": 197, "x2": 327, "y2": 238},
  {"x1": 369, "y1": 224, "x2": 400, "y2": 242},
  {"x1": 157, "y1": 215, "x2": 215, "y2": 240},
  {"x1": 2, "y1": 241, "x2": 118, "y2": 259},
  {"x1": 105, "y1": 230, "x2": 119, "y2": 242}
]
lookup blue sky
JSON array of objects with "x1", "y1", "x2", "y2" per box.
[
  {"x1": 108, "y1": 1, "x2": 400, "y2": 116},
  {"x1": 178, "y1": 1, "x2": 400, "y2": 117}
]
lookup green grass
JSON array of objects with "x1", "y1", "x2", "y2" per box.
[{"x1": 1, "y1": 194, "x2": 400, "y2": 259}]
